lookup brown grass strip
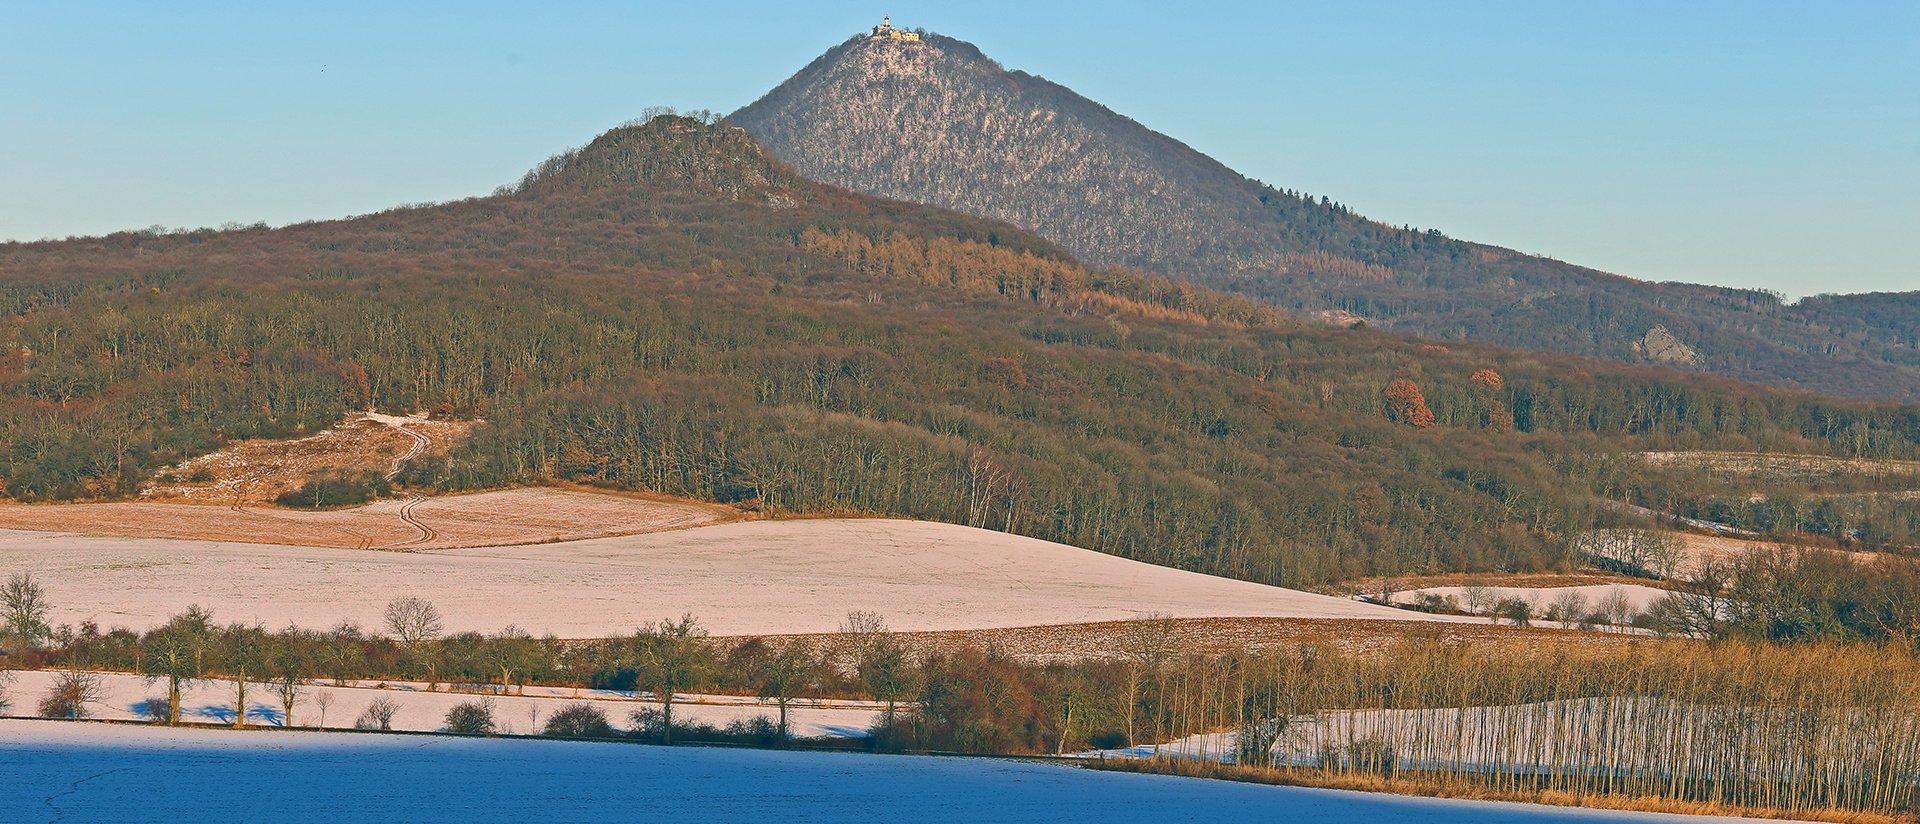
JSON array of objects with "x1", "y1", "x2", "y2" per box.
[{"x1": 1088, "y1": 757, "x2": 1911, "y2": 824}]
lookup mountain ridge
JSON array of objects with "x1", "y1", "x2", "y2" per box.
[{"x1": 731, "y1": 30, "x2": 1920, "y2": 402}]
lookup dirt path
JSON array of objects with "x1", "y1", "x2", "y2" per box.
[
  {"x1": 361, "y1": 412, "x2": 438, "y2": 548},
  {"x1": 357, "y1": 411, "x2": 433, "y2": 480},
  {"x1": 384, "y1": 495, "x2": 438, "y2": 548}
]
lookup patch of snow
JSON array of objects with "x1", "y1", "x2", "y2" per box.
[
  {"x1": 2, "y1": 669, "x2": 877, "y2": 739},
  {"x1": 1389, "y1": 584, "x2": 1674, "y2": 616}
]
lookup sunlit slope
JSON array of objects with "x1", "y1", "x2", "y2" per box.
[
  {"x1": 8, "y1": 518, "x2": 1464, "y2": 637},
  {"x1": 6, "y1": 115, "x2": 1920, "y2": 590}
]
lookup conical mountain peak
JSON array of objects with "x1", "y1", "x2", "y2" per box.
[
  {"x1": 732, "y1": 31, "x2": 1260, "y2": 277},
  {"x1": 731, "y1": 29, "x2": 1920, "y2": 401}
]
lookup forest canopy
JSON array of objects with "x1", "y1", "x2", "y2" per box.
[{"x1": 5, "y1": 115, "x2": 1920, "y2": 587}]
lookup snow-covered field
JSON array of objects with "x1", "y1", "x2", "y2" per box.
[
  {"x1": 2, "y1": 669, "x2": 880, "y2": 738},
  {"x1": 1389, "y1": 583, "x2": 1675, "y2": 616},
  {"x1": 2, "y1": 517, "x2": 1469, "y2": 636},
  {"x1": 0, "y1": 720, "x2": 1808, "y2": 824}
]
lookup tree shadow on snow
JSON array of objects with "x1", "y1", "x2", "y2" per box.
[
  {"x1": 129, "y1": 697, "x2": 169, "y2": 722},
  {"x1": 188, "y1": 702, "x2": 282, "y2": 725}
]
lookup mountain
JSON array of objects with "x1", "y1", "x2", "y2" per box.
[
  {"x1": 6, "y1": 115, "x2": 1920, "y2": 588},
  {"x1": 731, "y1": 30, "x2": 1920, "y2": 402}
]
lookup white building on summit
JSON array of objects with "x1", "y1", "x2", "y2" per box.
[{"x1": 870, "y1": 16, "x2": 920, "y2": 41}]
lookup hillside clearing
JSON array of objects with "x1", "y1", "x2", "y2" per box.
[{"x1": 145, "y1": 412, "x2": 471, "y2": 504}]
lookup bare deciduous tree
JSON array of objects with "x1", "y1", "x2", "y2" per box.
[
  {"x1": 1548, "y1": 590, "x2": 1590, "y2": 628},
  {"x1": 638, "y1": 615, "x2": 710, "y2": 745},
  {"x1": 270, "y1": 643, "x2": 308, "y2": 727},
  {"x1": 1596, "y1": 589, "x2": 1635, "y2": 630},
  {"x1": 321, "y1": 621, "x2": 366, "y2": 686},
  {"x1": 2, "y1": 572, "x2": 52, "y2": 648},
  {"x1": 313, "y1": 691, "x2": 335, "y2": 728},
  {"x1": 1641, "y1": 530, "x2": 1687, "y2": 580},
  {"x1": 1121, "y1": 613, "x2": 1180, "y2": 748},
  {"x1": 384, "y1": 596, "x2": 444, "y2": 646},
  {"x1": 445, "y1": 700, "x2": 495, "y2": 735},
  {"x1": 1460, "y1": 582, "x2": 1496, "y2": 616},
  {"x1": 859, "y1": 636, "x2": 915, "y2": 749},
  {"x1": 486, "y1": 625, "x2": 541, "y2": 695},
  {"x1": 142, "y1": 605, "x2": 213, "y2": 724},
  {"x1": 218, "y1": 623, "x2": 269, "y2": 728},
  {"x1": 543, "y1": 702, "x2": 615, "y2": 738},
  {"x1": 835, "y1": 610, "x2": 888, "y2": 676},
  {"x1": 965, "y1": 446, "x2": 1024, "y2": 531},
  {"x1": 758, "y1": 644, "x2": 815, "y2": 744},
  {"x1": 1494, "y1": 598, "x2": 1532, "y2": 626},
  {"x1": 38, "y1": 671, "x2": 100, "y2": 719},
  {"x1": 385, "y1": 597, "x2": 444, "y2": 688},
  {"x1": 355, "y1": 696, "x2": 399, "y2": 730},
  {"x1": 1376, "y1": 576, "x2": 1400, "y2": 606}
]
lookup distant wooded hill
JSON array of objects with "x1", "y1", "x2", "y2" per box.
[
  {"x1": 731, "y1": 32, "x2": 1920, "y2": 402},
  {"x1": 5, "y1": 115, "x2": 1920, "y2": 587}
]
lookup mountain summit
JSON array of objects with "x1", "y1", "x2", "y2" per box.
[
  {"x1": 731, "y1": 29, "x2": 1276, "y2": 279},
  {"x1": 733, "y1": 28, "x2": 1920, "y2": 401}
]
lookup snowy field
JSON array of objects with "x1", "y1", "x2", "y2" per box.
[
  {"x1": 2, "y1": 669, "x2": 881, "y2": 738},
  {"x1": 0, "y1": 720, "x2": 1810, "y2": 824},
  {"x1": 1, "y1": 517, "x2": 1468, "y2": 636},
  {"x1": 1388, "y1": 583, "x2": 1675, "y2": 616}
]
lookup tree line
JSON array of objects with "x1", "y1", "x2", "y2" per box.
[{"x1": 9, "y1": 580, "x2": 1920, "y2": 818}]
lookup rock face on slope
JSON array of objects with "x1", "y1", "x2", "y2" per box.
[
  {"x1": 732, "y1": 33, "x2": 1286, "y2": 279},
  {"x1": 732, "y1": 30, "x2": 1920, "y2": 402}
]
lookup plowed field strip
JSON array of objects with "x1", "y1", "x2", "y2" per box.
[{"x1": 728, "y1": 616, "x2": 1651, "y2": 664}]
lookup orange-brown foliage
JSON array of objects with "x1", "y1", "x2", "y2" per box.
[
  {"x1": 1384, "y1": 378, "x2": 1435, "y2": 428},
  {"x1": 978, "y1": 357, "x2": 1028, "y2": 388}
]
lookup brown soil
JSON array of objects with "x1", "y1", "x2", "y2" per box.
[
  {"x1": 0, "y1": 487, "x2": 737, "y2": 550},
  {"x1": 1325, "y1": 571, "x2": 1668, "y2": 598},
  {"x1": 725, "y1": 616, "x2": 1654, "y2": 664},
  {"x1": 1091, "y1": 758, "x2": 1896, "y2": 824}
]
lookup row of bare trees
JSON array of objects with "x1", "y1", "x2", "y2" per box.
[
  {"x1": 1225, "y1": 639, "x2": 1920, "y2": 815},
  {"x1": 15, "y1": 590, "x2": 1920, "y2": 816},
  {"x1": 8, "y1": 594, "x2": 912, "y2": 744}
]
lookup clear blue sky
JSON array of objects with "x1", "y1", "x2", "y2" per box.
[{"x1": 4, "y1": 1, "x2": 1915, "y2": 299}]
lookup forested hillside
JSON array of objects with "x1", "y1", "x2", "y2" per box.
[
  {"x1": 732, "y1": 32, "x2": 1920, "y2": 402},
  {"x1": 5, "y1": 114, "x2": 1919, "y2": 586}
]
